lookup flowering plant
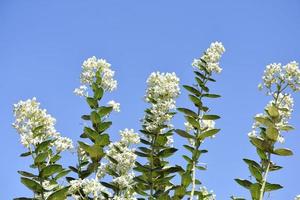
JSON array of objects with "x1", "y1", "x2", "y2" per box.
[{"x1": 12, "y1": 42, "x2": 299, "y2": 200}]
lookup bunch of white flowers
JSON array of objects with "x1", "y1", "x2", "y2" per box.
[
  {"x1": 198, "y1": 186, "x2": 216, "y2": 200},
  {"x1": 192, "y1": 41, "x2": 225, "y2": 74},
  {"x1": 107, "y1": 100, "x2": 121, "y2": 112},
  {"x1": 74, "y1": 56, "x2": 117, "y2": 96},
  {"x1": 260, "y1": 61, "x2": 300, "y2": 92},
  {"x1": 144, "y1": 72, "x2": 180, "y2": 132},
  {"x1": 96, "y1": 129, "x2": 139, "y2": 199},
  {"x1": 13, "y1": 98, "x2": 73, "y2": 151},
  {"x1": 69, "y1": 178, "x2": 109, "y2": 199}
]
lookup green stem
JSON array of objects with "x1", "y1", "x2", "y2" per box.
[{"x1": 259, "y1": 154, "x2": 271, "y2": 200}]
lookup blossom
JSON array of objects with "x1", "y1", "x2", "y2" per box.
[
  {"x1": 53, "y1": 136, "x2": 73, "y2": 152},
  {"x1": 12, "y1": 98, "x2": 73, "y2": 151},
  {"x1": 75, "y1": 56, "x2": 117, "y2": 96},
  {"x1": 199, "y1": 186, "x2": 216, "y2": 200},
  {"x1": 192, "y1": 41, "x2": 225, "y2": 74},
  {"x1": 260, "y1": 61, "x2": 300, "y2": 92},
  {"x1": 107, "y1": 100, "x2": 121, "y2": 112},
  {"x1": 69, "y1": 178, "x2": 108, "y2": 199},
  {"x1": 120, "y1": 128, "x2": 140, "y2": 145},
  {"x1": 144, "y1": 72, "x2": 180, "y2": 132},
  {"x1": 74, "y1": 85, "x2": 88, "y2": 97}
]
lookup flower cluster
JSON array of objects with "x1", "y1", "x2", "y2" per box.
[
  {"x1": 107, "y1": 100, "x2": 121, "y2": 112},
  {"x1": 248, "y1": 61, "x2": 299, "y2": 144},
  {"x1": 144, "y1": 72, "x2": 180, "y2": 132},
  {"x1": 74, "y1": 56, "x2": 117, "y2": 96},
  {"x1": 199, "y1": 186, "x2": 216, "y2": 200},
  {"x1": 12, "y1": 98, "x2": 73, "y2": 151},
  {"x1": 97, "y1": 128, "x2": 140, "y2": 199},
  {"x1": 192, "y1": 41, "x2": 225, "y2": 74},
  {"x1": 259, "y1": 61, "x2": 300, "y2": 93},
  {"x1": 69, "y1": 178, "x2": 108, "y2": 199}
]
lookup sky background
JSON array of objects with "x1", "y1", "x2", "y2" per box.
[{"x1": 1, "y1": 0, "x2": 300, "y2": 199}]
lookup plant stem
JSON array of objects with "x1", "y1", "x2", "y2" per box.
[{"x1": 259, "y1": 154, "x2": 271, "y2": 200}]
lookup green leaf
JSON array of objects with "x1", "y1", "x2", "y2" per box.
[
  {"x1": 34, "y1": 152, "x2": 48, "y2": 164},
  {"x1": 273, "y1": 148, "x2": 293, "y2": 156},
  {"x1": 243, "y1": 159, "x2": 262, "y2": 171},
  {"x1": 202, "y1": 94, "x2": 221, "y2": 98},
  {"x1": 98, "y1": 121, "x2": 112, "y2": 132},
  {"x1": 202, "y1": 115, "x2": 220, "y2": 120},
  {"x1": 21, "y1": 177, "x2": 43, "y2": 193},
  {"x1": 177, "y1": 108, "x2": 198, "y2": 118},
  {"x1": 249, "y1": 165, "x2": 262, "y2": 181},
  {"x1": 250, "y1": 137, "x2": 270, "y2": 152},
  {"x1": 158, "y1": 148, "x2": 178, "y2": 158},
  {"x1": 86, "y1": 97, "x2": 98, "y2": 109},
  {"x1": 280, "y1": 125, "x2": 294, "y2": 131},
  {"x1": 254, "y1": 117, "x2": 273, "y2": 127},
  {"x1": 188, "y1": 95, "x2": 202, "y2": 107},
  {"x1": 266, "y1": 127, "x2": 279, "y2": 141},
  {"x1": 18, "y1": 171, "x2": 36, "y2": 178},
  {"x1": 93, "y1": 87, "x2": 104, "y2": 100},
  {"x1": 175, "y1": 129, "x2": 195, "y2": 139},
  {"x1": 250, "y1": 183, "x2": 261, "y2": 200},
  {"x1": 267, "y1": 105, "x2": 279, "y2": 118},
  {"x1": 46, "y1": 187, "x2": 69, "y2": 200},
  {"x1": 91, "y1": 111, "x2": 101, "y2": 124},
  {"x1": 198, "y1": 129, "x2": 220, "y2": 140},
  {"x1": 40, "y1": 164, "x2": 63, "y2": 178},
  {"x1": 185, "y1": 116, "x2": 200, "y2": 130},
  {"x1": 265, "y1": 183, "x2": 283, "y2": 192},
  {"x1": 183, "y1": 85, "x2": 201, "y2": 96},
  {"x1": 36, "y1": 140, "x2": 52, "y2": 152},
  {"x1": 235, "y1": 178, "x2": 252, "y2": 189},
  {"x1": 98, "y1": 106, "x2": 113, "y2": 117},
  {"x1": 20, "y1": 152, "x2": 32, "y2": 157}
]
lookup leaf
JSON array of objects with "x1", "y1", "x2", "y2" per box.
[
  {"x1": 98, "y1": 106, "x2": 113, "y2": 117},
  {"x1": 175, "y1": 129, "x2": 195, "y2": 139},
  {"x1": 202, "y1": 94, "x2": 221, "y2": 98},
  {"x1": 273, "y1": 148, "x2": 293, "y2": 156},
  {"x1": 265, "y1": 183, "x2": 283, "y2": 192},
  {"x1": 183, "y1": 85, "x2": 201, "y2": 96},
  {"x1": 243, "y1": 159, "x2": 262, "y2": 171},
  {"x1": 188, "y1": 95, "x2": 202, "y2": 107},
  {"x1": 250, "y1": 183, "x2": 261, "y2": 200},
  {"x1": 202, "y1": 115, "x2": 220, "y2": 120},
  {"x1": 185, "y1": 116, "x2": 200, "y2": 130},
  {"x1": 35, "y1": 140, "x2": 52, "y2": 152},
  {"x1": 158, "y1": 148, "x2": 178, "y2": 158},
  {"x1": 267, "y1": 105, "x2": 279, "y2": 118},
  {"x1": 98, "y1": 121, "x2": 112, "y2": 132},
  {"x1": 234, "y1": 178, "x2": 252, "y2": 189},
  {"x1": 91, "y1": 111, "x2": 101, "y2": 125},
  {"x1": 249, "y1": 165, "x2": 262, "y2": 181},
  {"x1": 250, "y1": 137, "x2": 270, "y2": 152},
  {"x1": 35, "y1": 152, "x2": 48, "y2": 164},
  {"x1": 86, "y1": 97, "x2": 98, "y2": 109},
  {"x1": 46, "y1": 187, "x2": 69, "y2": 200},
  {"x1": 280, "y1": 125, "x2": 294, "y2": 131},
  {"x1": 40, "y1": 164, "x2": 63, "y2": 178},
  {"x1": 21, "y1": 177, "x2": 43, "y2": 193},
  {"x1": 18, "y1": 171, "x2": 36, "y2": 178},
  {"x1": 177, "y1": 108, "x2": 198, "y2": 118},
  {"x1": 266, "y1": 127, "x2": 279, "y2": 141},
  {"x1": 93, "y1": 87, "x2": 104, "y2": 100},
  {"x1": 198, "y1": 129, "x2": 220, "y2": 140},
  {"x1": 20, "y1": 152, "x2": 32, "y2": 157},
  {"x1": 254, "y1": 117, "x2": 273, "y2": 127}
]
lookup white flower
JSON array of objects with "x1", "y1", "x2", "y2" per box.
[
  {"x1": 74, "y1": 85, "x2": 88, "y2": 97},
  {"x1": 12, "y1": 98, "x2": 72, "y2": 149},
  {"x1": 144, "y1": 72, "x2": 180, "y2": 132},
  {"x1": 120, "y1": 128, "x2": 140, "y2": 145},
  {"x1": 75, "y1": 56, "x2": 117, "y2": 96},
  {"x1": 53, "y1": 136, "x2": 73, "y2": 152},
  {"x1": 69, "y1": 178, "x2": 108, "y2": 199},
  {"x1": 260, "y1": 61, "x2": 300, "y2": 92},
  {"x1": 108, "y1": 100, "x2": 121, "y2": 112},
  {"x1": 199, "y1": 186, "x2": 216, "y2": 200},
  {"x1": 200, "y1": 119, "x2": 215, "y2": 130},
  {"x1": 192, "y1": 41, "x2": 225, "y2": 74}
]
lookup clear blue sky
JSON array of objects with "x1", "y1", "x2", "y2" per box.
[{"x1": 1, "y1": 1, "x2": 300, "y2": 199}]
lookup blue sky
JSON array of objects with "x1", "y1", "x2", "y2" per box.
[{"x1": 1, "y1": 0, "x2": 300, "y2": 199}]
